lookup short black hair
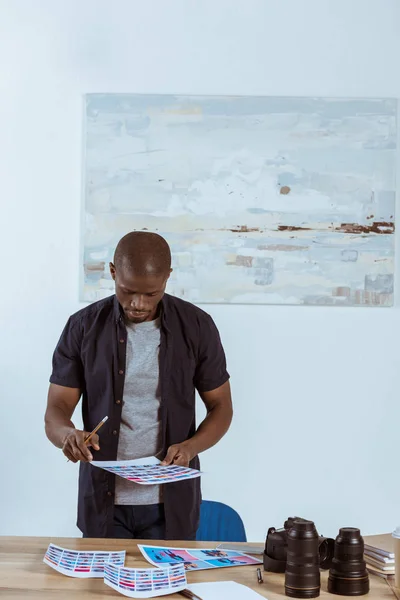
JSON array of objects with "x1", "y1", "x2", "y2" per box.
[{"x1": 113, "y1": 231, "x2": 171, "y2": 275}]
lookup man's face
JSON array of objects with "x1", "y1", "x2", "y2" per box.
[{"x1": 110, "y1": 264, "x2": 171, "y2": 323}]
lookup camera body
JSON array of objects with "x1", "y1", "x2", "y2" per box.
[{"x1": 264, "y1": 516, "x2": 335, "y2": 573}]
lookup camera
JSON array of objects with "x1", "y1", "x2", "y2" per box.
[{"x1": 263, "y1": 516, "x2": 335, "y2": 572}]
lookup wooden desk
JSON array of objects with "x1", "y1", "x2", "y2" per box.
[{"x1": 0, "y1": 536, "x2": 397, "y2": 599}]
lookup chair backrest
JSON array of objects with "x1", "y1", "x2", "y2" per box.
[{"x1": 196, "y1": 500, "x2": 247, "y2": 542}]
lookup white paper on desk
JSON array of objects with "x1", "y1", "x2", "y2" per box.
[
  {"x1": 91, "y1": 457, "x2": 202, "y2": 485},
  {"x1": 104, "y1": 562, "x2": 187, "y2": 598},
  {"x1": 43, "y1": 543, "x2": 125, "y2": 578},
  {"x1": 187, "y1": 581, "x2": 267, "y2": 599}
]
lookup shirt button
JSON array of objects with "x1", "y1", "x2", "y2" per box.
[
  {"x1": 116, "y1": 399, "x2": 121, "y2": 405},
  {"x1": 107, "y1": 491, "x2": 113, "y2": 497},
  {"x1": 119, "y1": 338, "x2": 125, "y2": 343},
  {"x1": 112, "y1": 429, "x2": 118, "y2": 435},
  {"x1": 119, "y1": 370, "x2": 124, "y2": 375}
]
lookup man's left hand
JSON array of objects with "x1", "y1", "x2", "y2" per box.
[{"x1": 161, "y1": 441, "x2": 195, "y2": 467}]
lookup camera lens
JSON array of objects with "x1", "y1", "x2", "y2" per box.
[
  {"x1": 285, "y1": 519, "x2": 321, "y2": 598},
  {"x1": 318, "y1": 537, "x2": 335, "y2": 570},
  {"x1": 328, "y1": 528, "x2": 369, "y2": 596}
]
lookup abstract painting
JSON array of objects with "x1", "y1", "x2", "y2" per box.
[{"x1": 82, "y1": 94, "x2": 396, "y2": 306}]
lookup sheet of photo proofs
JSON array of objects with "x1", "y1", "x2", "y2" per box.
[
  {"x1": 43, "y1": 543, "x2": 125, "y2": 577},
  {"x1": 104, "y1": 562, "x2": 187, "y2": 598},
  {"x1": 44, "y1": 544, "x2": 188, "y2": 598},
  {"x1": 91, "y1": 456, "x2": 202, "y2": 485},
  {"x1": 139, "y1": 545, "x2": 262, "y2": 571}
]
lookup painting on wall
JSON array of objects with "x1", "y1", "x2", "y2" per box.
[{"x1": 82, "y1": 94, "x2": 396, "y2": 306}]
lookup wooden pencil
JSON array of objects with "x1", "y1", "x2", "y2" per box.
[
  {"x1": 66, "y1": 416, "x2": 108, "y2": 462},
  {"x1": 84, "y1": 416, "x2": 108, "y2": 443}
]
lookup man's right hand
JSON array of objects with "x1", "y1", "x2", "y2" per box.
[{"x1": 62, "y1": 429, "x2": 100, "y2": 463}]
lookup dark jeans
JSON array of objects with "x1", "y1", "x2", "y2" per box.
[{"x1": 112, "y1": 504, "x2": 166, "y2": 539}]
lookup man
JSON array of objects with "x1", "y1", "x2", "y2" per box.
[{"x1": 45, "y1": 231, "x2": 232, "y2": 540}]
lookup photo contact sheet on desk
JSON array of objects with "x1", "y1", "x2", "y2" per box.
[
  {"x1": 43, "y1": 543, "x2": 125, "y2": 577},
  {"x1": 91, "y1": 457, "x2": 202, "y2": 485},
  {"x1": 104, "y1": 563, "x2": 187, "y2": 598}
]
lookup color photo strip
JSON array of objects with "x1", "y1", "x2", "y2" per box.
[
  {"x1": 92, "y1": 462, "x2": 202, "y2": 485},
  {"x1": 104, "y1": 563, "x2": 187, "y2": 598},
  {"x1": 43, "y1": 543, "x2": 125, "y2": 578}
]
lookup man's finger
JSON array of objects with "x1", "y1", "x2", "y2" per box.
[
  {"x1": 86, "y1": 432, "x2": 100, "y2": 451},
  {"x1": 62, "y1": 441, "x2": 77, "y2": 463},
  {"x1": 161, "y1": 445, "x2": 178, "y2": 466},
  {"x1": 73, "y1": 439, "x2": 93, "y2": 462},
  {"x1": 70, "y1": 445, "x2": 85, "y2": 462},
  {"x1": 173, "y1": 454, "x2": 189, "y2": 467},
  {"x1": 63, "y1": 447, "x2": 78, "y2": 463},
  {"x1": 78, "y1": 443, "x2": 93, "y2": 461}
]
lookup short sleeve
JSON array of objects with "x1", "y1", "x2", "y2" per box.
[
  {"x1": 49, "y1": 317, "x2": 84, "y2": 389},
  {"x1": 194, "y1": 315, "x2": 230, "y2": 394}
]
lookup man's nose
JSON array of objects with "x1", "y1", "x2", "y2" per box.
[{"x1": 131, "y1": 295, "x2": 146, "y2": 310}]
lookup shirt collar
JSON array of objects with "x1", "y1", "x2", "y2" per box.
[{"x1": 113, "y1": 295, "x2": 123, "y2": 324}]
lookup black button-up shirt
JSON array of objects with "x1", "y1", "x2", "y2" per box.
[{"x1": 50, "y1": 293, "x2": 229, "y2": 539}]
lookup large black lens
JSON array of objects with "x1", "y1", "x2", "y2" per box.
[
  {"x1": 328, "y1": 528, "x2": 369, "y2": 596},
  {"x1": 285, "y1": 519, "x2": 321, "y2": 598}
]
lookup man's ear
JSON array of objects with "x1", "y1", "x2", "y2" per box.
[{"x1": 109, "y1": 262, "x2": 116, "y2": 281}]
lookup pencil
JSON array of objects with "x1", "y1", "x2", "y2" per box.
[
  {"x1": 67, "y1": 416, "x2": 108, "y2": 462},
  {"x1": 84, "y1": 416, "x2": 108, "y2": 444}
]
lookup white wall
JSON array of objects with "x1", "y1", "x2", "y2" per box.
[{"x1": 1, "y1": 0, "x2": 399, "y2": 542}]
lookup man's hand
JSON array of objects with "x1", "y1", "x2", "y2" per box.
[
  {"x1": 62, "y1": 429, "x2": 100, "y2": 463},
  {"x1": 161, "y1": 441, "x2": 195, "y2": 468},
  {"x1": 160, "y1": 382, "x2": 232, "y2": 468}
]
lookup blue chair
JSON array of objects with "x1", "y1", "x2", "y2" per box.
[{"x1": 196, "y1": 500, "x2": 247, "y2": 542}]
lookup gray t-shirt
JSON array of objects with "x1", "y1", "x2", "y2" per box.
[{"x1": 114, "y1": 317, "x2": 163, "y2": 505}]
